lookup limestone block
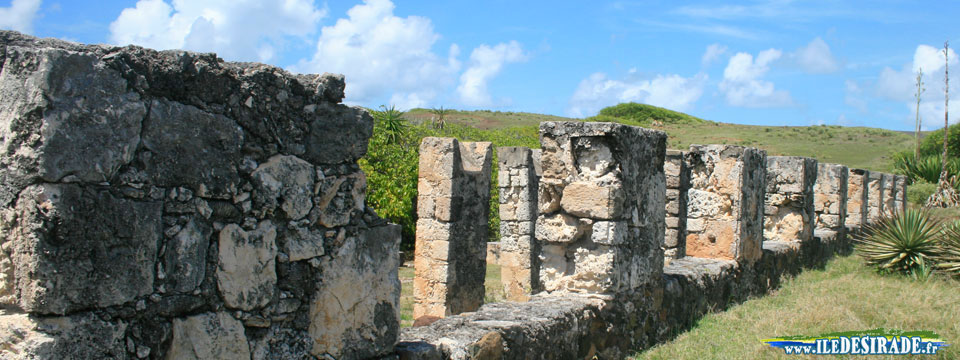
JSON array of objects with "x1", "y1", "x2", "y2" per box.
[
  {"x1": 3, "y1": 183, "x2": 161, "y2": 314},
  {"x1": 845, "y1": 168, "x2": 869, "y2": 228},
  {"x1": 814, "y1": 163, "x2": 848, "y2": 233},
  {"x1": 162, "y1": 218, "x2": 212, "y2": 293},
  {"x1": 684, "y1": 145, "x2": 766, "y2": 264},
  {"x1": 142, "y1": 99, "x2": 243, "y2": 199},
  {"x1": 310, "y1": 224, "x2": 401, "y2": 359},
  {"x1": 217, "y1": 222, "x2": 278, "y2": 311},
  {"x1": 763, "y1": 156, "x2": 817, "y2": 243},
  {"x1": 560, "y1": 180, "x2": 624, "y2": 219},
  {"x1": 866, "y1": 172, "x2": 884, "y2": 223},
  {"x1": 591, "y1": 221, "x2": 628, "y2": 245},
  {"x1": 251, "y1": 154, "x2": 316, "y2": 220},
  {"x1": 0, "y1": 313, "x2": 127, "y2": 359},
  {"x1": 311, "y1": 172, "x2": 366, "y2": 227},
  {"x1": 0, "y1": 45, "x2": 145, "y2": 207},
  {"x1": 281, "y1": 224, "x2": 326, "y2": 262},
  {"x1": 168, "y1": 312, "x2": 250, "y2": 360}
]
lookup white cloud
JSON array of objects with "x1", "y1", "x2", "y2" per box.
[
  {"x1": 567, "y1": 72, "x2": 708, "y2": 118},
  {"x1": 913, "y1": 44, "x2": 958, "y2": 73},
  {"x1": 457, "y1": 41, "x2": 527, "y2": 107},
  {"x1": 701, "y1": 44, "x2": 728, "y2": 66},
  {"x1": 0, "y1": 0, "x2": 42, "y2": 34},
  {"x1": 718, "y1": 49, "x2": 792, "y2": 107},
  {"x1": 844, "y1": 79, "x2": 868, "y2": 112},
  {"x1": 293, "y1": 0, "x2": 462, "y2": 109},
  {"x1": 794, "y1": 37, "x2": 839, "y2": 73},
  {"x1": 109, "y1": 0, "x2": 325, "y2": 63}
]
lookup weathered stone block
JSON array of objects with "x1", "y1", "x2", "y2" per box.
[
  {"x1": 414, "y1": 138, "x2": 492, "y2": 318},
  {"x1": 497, "y1": 146, "x2": 540, "y2": 301},
  {"x1": 0, "y1": 313, "x2": 128, "y2": 359},
  {"x1": 217, "y1": 222, "x2": 278, "y2": 311},
  {"x1": 814, "y1": 163, "x2": 848, "y2": 235},
  {"x1": 536, "y1": 122, "x2": 666, "y2": 294},
  {"x1": 684, "y1": 144, "x2": 766, "y2": 264},
  {"x1": 2, "y1": 184, "x2": 161, "y2": 314},
  {"x1": 881, "y1": 173, "x2": 896, "y2": 216},
  {"x1": 845, "y1": 168, "x2": 869, "y2": 228},
  {"x1": 763, "y1": 156, "x2": 817, "y2": 244},
  {"x1": 168, "y1": 312, "x2": 251, "y2": 359},
  {"x1": 866, "y1": 172, "x2": 884, "y2": 223},
  {"x1": 894, "y1": 175, "x2": 908, "y2": 213},
  {"x1": 663, "y1": 150, "x2": 691, "y2": 260}
]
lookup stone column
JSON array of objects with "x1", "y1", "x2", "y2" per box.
[
  {"x1": 764, "y1": 156, "x2": 818, "y2": 244},
  {"x1": 882, "y1": 173, "x2": 896, "y2": 216},
  {"x1": 866, "y1": 172, "x2": 885, "y2": 223},
  {"x1": 684, "y1": 145, "x2": 766, "y2": 264},
  {"x1": 497, "y1": 146, "x2": 541, "y2": 301},
  {"x1": 894, "y1": 175, "x2": 908, "y2": 213},
  {"x1": 664, "y1": 150, "x2": 691, "y2": 261},
  {"x1": 414, "y1": 137, "x2": 492, "y2": 319},
  {"x1": 814, "y1": 163, "x2": 848, "y2": 233},
  {"x1": 536, "y1": 122, "x2": 666, "y2": 294},
  {"x1": 845, "y1": 168, "x2": 869, "y2": 229}
]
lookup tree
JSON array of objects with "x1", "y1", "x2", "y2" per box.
[
  {"x1": 915, "y1": 68, "x2": 925, "y2": 162},
  {"x1": 429, "y1": 106, "x2": 449, "y2": 129},
  {"x1": 927, "y1": 41, "x2": 960, "y2": 207}
]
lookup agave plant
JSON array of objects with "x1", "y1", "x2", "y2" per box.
[
  {"x1": 373, "y1": 105, "x2": 407, "y2": 144},
  {"x1": 893, "y1": 153, "x2": 960, "y2": 185},
  {"x1": 855, "y1": 209, "x2": 942, "y2": 275},
  {"x1": 936, "y1": 221, "x2": 960, "y2": 276}
]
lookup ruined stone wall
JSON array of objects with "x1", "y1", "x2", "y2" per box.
[
  {"x1": 0, "y1": 31, "x2": 400, "y2": 359},
  {"x1": 764, "y1": 156, "x2": 817, "y2": 244},
  {"x1": 497, "y1": 147, "x2": 540, "y2": 301},
  {"x1": 894, "y1": 175, "x2": 907, "y2": 213},
  {"x1": 814, "y1": 163, "x2": 848, "y2": 233},
  {"x1": 664, "y1": 150, "x2": 690, "y2": 261},
  {"x1": 845, "y1": 168, "x2": 869, "y2": 229},
  {"x1": 866, "y1": 172, "x2": 885, "y2": 223},
  {"x1": 414, "y1": 138, "x2": 492, "y2": 319},
  {"x1": 684, "y1": 145, "x2": 766, "y2": 264},
  {"x1": 535, "y1": 122, "x2": 666, "y2": 294}
]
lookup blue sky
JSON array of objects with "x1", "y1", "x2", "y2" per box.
[{"x1": 3, "y1": 0, "x2": 959, "y2": 130}]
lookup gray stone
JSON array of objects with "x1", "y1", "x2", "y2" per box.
[
  {"x1": 163, "y1": 218, "x2": 212, "y2": 293},
  {"x1": 251, "y1": 154, "x2": 315, "y2": 220},
  {"x1": 0, "y1": 313, "x2": 127, "y2": 359},
  {"x1": 167, "y1": 312, "x2": 251, "y2": 360},
  {"x1": 217, "y1": 222, "x2": 277, "y2": 311}
]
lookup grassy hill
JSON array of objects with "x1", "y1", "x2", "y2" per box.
[{"x1": 402, "y1": 103, "x2": 913, "y2": 172}]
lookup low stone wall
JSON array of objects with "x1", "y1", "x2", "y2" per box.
[
  {"x1": 866, "y1": 172, "x2": 884, "y2": 223},
  {"x1": 882, "y1": 173, "x2": 896, "y2": 217},
  {"x1": 894, "y1": 175, "x2": 907, "y2": 213},
  {"x1": 414, "y1": 138, "x2": 492, "y2": 319},
  {"x1": 814, "y1": 163, "x2": 848, "y2": 234},
  {"x1": 0, "y1": 31, "x2": 400, "y2": 359},
  {"x1": 664, "y1": 150, "x2": 690, "y2": 261}
]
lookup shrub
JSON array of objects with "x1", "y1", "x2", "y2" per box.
[
  {"x1": 595, "y1": 102, "x2": 708, "y2": 125},
  {"x1": 856, "y1": 209, "x2": 942, "y2": 276},
  {"x1": 907, "y1": 181, "x2": 938, "y2": 205},
  {"x1": 893, "y1": 152, "x2": 960, "y2": 184},
  {"x1": 918, "y1": 122, "x2": 960, "y2": 158}
]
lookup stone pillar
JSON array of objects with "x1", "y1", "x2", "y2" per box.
[
  {"x1": 763, "y1": 156, "x2": 818, "y2": 244},
  {"x1": 414, "y1": 137, "x2": 492, "y2": 319},
  {"x1": 866, "y1": 172, "x2": 885, "y2": 223},
  {"x1": 684, "y1": 145, "x2": 766, "y2": 264},
  {"x1": 664, "y1": 150, "x2": 691, "y2": 261},
  {"x1": 882, "y1": 173, "x2": 896, "y2": 216},
  {"x1": 536, "y1": 122, "x2": 666, "y2": 294},
  {"x1": 497, "y1": 146, "x2": 541, "y2": 301},
  {"x1": 894, "y1": 175, "x2": 908, "y2": 212},
  {"x1": 845, "y1": 168, "x2": 869, "y2": 229},
  {"x1": 814, "y1": 163, "x2": 848, "y2": 233}
]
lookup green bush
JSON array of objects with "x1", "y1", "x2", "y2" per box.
[
  {"x1": 893, "y1": 152, "x2": 960, "y2": 184},
  {"x1": 918, "y1": 122, "x2": 960, "y2": 158},
  {"x1": 595, "y1": 102, "x2": 708, "y2": 125},
  {"x1": 907, "y1": 181, "x2": 938, "y2": 205}
]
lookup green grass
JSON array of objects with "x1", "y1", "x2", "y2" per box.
[
  {"x1": 398, "y1": 263, "x2": 504, "y2": 328},
  {"x1": 634, "y1": 255, "x2": 960, "y2": 360}
]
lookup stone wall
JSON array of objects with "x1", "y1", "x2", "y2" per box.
[
  {"x1": 0, "y1": 31, "x2": 400, "y2": 359},
  {"x1": 764, "y1": 156, "x2": 817, "y2": 245},
  {"x1": 684, "y1": 145, "x2": 766, "y2": 264},
  {"x1": 664, "y1": 150, "x2": 690, "y2": 261},
  {"x1": 845, "y1": 168, "x2": 869, "y2": 229},
  {"x1": 814, "y1": 163, "x2": 848, "y2": 233},
  {"x1": 414, "y1": 137, "x2": 492, "y2": 320},
  {"x1": 535, "y1": 122, "x2": 666, "y2": 294},
  {"x1": 866, "y1": 172, "x2": 884, "y2": 223},
  {"x1": 882, "y1": 173, "x2": 896, "y2": 216},
  {"x1": 497, "y1": 147, "x2": 541, "y2": 301}
]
